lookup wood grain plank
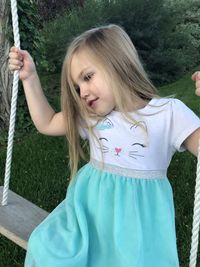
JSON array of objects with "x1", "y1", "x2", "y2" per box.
[{"x1": 0, "y1": 186, "x2": 49, "y2": 250}]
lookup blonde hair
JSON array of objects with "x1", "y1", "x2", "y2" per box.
[{"x1": 61, "y1": 24, "x2": 159, "y2": 179}]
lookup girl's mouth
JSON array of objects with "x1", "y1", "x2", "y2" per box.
[{"x1": 88, "y1": 98, "x2": 99, "y2": 108}]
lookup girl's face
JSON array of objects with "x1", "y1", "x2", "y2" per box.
[{"x1": 70, "y1": 50, "x2": 116, "y2": 116}]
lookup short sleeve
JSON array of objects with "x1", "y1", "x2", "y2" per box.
[
  {"x1": 171, "y1": 99, "x2": 200, "y2": 152},
  {"x1": 78, "y1": 126, "x2": 89, "y2": 140}
]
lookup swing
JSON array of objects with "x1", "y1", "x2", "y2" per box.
[
  {"x1": 0, "y1": 0, "x2": 200, "y2": 266},
  {"x1": 0, "y1": 0, "x2": 48, "y2": 250}
]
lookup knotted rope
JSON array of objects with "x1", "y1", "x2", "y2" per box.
[
  {"x1": 189, "y1": 139, "x2": 200, "y2": 266},
  {"x1": 2, "y1": 0, "x2": 20, "y2": 206}
]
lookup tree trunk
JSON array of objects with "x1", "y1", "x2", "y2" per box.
[{"x1": 0, "y1": 0, "x2": 12, "y2": 131}]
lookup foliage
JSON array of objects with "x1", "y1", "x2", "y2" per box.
[
  {"x1": 36, "y1": 0, "x2": 84, "y2": 21},
  {"x1": 175, "y1": 0, "x2": 200, "y2": 54},
  {"x1": 41, "y1": 0, "x2": 200, "y2": 85},
  {"x1": 16, "y1": 1, "x2": 45, "y2": 68},
  {"x1": 9, "y1": 0, "x2": 47, "y2": 133},
  {"x1": 40, "y1": 0, "x2": 106, "y2": 73}
]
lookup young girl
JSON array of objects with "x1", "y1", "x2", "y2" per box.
[{"x1": 9, "y1": 24, "x2": 200, "y2": 267}]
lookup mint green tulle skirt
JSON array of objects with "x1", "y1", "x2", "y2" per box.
[{"x1": 24, "y1": 160, "x2": 179, "y2": 267}]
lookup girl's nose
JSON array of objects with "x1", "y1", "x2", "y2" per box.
[{"x1": 80, "y1": 84, "x2": 89, "y2": 99}]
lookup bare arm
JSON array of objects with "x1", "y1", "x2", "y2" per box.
[
  {"x1": 183, "y1": 71, "x2": 200, "y2": 156},
  {"x1": 9, "y1": 47, "x2": 66, "y2": 136},
  {"x1": 22, "y1": 73, "x2": 66, "y2": 135},
  {"x1": 183, "y1": 128, "x2": 200, "y2": 157}
]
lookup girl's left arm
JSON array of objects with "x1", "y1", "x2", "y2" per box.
[
  {"x1": 184, "y1": 128, "x2": 200, "y2": 157},
  {"x1": 183, "y1": 71, "x2": 200, "y2": 157}
]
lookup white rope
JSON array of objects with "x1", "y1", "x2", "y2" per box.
[
  {"x1": 189, "y1": 139, "x2": 200, "y2": 267},
  {"x1": 1, "y1": 0, "x2": 20, "y2": 206}
]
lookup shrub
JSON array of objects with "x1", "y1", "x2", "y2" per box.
[
  {"x1": 11, "y1": 0, "x2": 46, "y2": 133},
  {"x1": 40, "y1": 0, "x2": 107, "y2": 73},
  {"x1": 41, "y1": 0, "x2": 200, "y2": 85},
  {"x1": 16, "y1": 1, "x2": 44, "y2": 68},
  {"x1": 37, "y1": 0, "x2": 84, "y2": 21}
]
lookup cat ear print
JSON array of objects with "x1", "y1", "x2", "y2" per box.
[
  {"x1": 103, "y1": 118, "x2": 114, "y2": 127},
  {"x1": 96, "y1": 118, "x2": 114, "y2": 130},
  {"x1": 130, "y1": 121, "x2": 147, "y2": 131}
]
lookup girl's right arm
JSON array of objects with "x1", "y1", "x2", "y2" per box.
[{"x1": 8, "y1": 47, "x2": 66, "y2": 136}]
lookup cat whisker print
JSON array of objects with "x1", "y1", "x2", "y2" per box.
[
  {"x1": 129, "y1": 152, "x2": 145, "y2": 159},
  {"x1": 102, "y1": 146, "x2": 109, "y2": 153},
  {"x1": 97, "y1": 145, "x2": 109, "y2": 153},
  {"x1": 98, "y1": 137, "x2": 109, "y2": 153},
  {"x1": 129, "y1": 143, "x2": 146, "y2": 159}
]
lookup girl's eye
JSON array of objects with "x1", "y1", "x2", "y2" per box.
[
  {"x1": 75, "y1": 86, "x2": 80, "y2": 95},
  {"x1": 84, "y1": 73, "x2": 94, "y2": 81}
]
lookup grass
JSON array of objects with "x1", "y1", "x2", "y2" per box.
[
  {"x1": 0, "y1": 68, "x2": 200, "y2": 266},
  {"x1": 0, "y1": 133, "x2": 70, "y2": 267}
]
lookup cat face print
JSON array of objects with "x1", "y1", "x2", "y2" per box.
[{"x1": 95, "y1": 118, "x2": 147, "y2": 160}]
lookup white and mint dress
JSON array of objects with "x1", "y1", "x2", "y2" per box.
[{"x1": 25, "y1": 98, "x2": 200, "y2": 267}]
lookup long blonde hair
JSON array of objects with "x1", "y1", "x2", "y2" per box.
[{"x1": 61, "y1": 24, "x2": 159, "y2": 179}]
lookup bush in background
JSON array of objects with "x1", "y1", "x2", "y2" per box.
[
  {"x1": 16, "y1": 1, "x2": 44, "y2": 68},
  {"x1": 40, "y1": 0, "x2": 200, "y2": 85},
  {"x1": 175, "y1": 0, "x2": 200, "y2": 57},
  {"x1": 39, "y1": 0, "x2": 105, "y2": 73},
  {"x1": 13, "y1": 0, "x2": 45, "y2": 133},
  {"x1": 37, "y1": 0, "x2": 84, "y2": 21}
]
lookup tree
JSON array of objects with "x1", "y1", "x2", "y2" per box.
[
  {"x1": 0, "y1": 1, "x2": 46, "y2": 133},
  {"x1": 41, "y1": 0, "x2": 199, "y2": 85},
  {"x1": 37, "y1": 0, "x2": 85, "y2": 21},
  {"x1": 0, "y1": 0, "x2": 12, "y2": 131}
]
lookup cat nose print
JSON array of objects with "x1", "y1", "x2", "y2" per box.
[{"x1": 115, "y1": 148, "x2": 122, "y2": 156}]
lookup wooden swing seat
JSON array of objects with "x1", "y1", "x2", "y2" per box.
[{"x1": 0, "y1": 186, "x2": 49, "y2": 250}]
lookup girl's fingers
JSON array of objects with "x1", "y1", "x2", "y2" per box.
[
  {"x1": 9, "y1": 51, "x2": 23, "y2": 60},
  {"x1": 9, "y1": 64, "x2": 22, "y2": 71},
  {"x1": 191, "y1": 72, "x2": 196, "y2": 81},
  {"x1": 192, "y1": 71, "x2": 200, "y2": 81},
  {"x1": 196, "y1": 80, "x2": 200, "y2": 91},
  {"x1": 191, "y1": 71, "x2": 200, "y2": 96},
  {"x1": 195, "y1": 74, "x2": 200, "y2": 96},
  {"x1": 8, "y1": 58, "x2": 23, "y2": 66},
  {"x1": 195, "y1": 89, "x2": 200, "y2": 96},
  {"x1": 10, "y1": 46, "x2": 20, "y2": 53},
  {"x1": 8, "y1": 48, "x2": 25, "y2": 72},
  {"x1": 8, "y1": 47, "x2": 36, "y2": 80},
  {"x1": 8, "y1": 58, "x2": 23, "y2": 72}
]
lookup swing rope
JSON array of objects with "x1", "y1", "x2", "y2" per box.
[
  {"x1": 2, "y1": 1, "x2": 200, "y2": 265},
  {"x1": 2, "y1": 0, "x2": 20, "y2": 206},
  {"x1": 190, "y1": 139, "x2": 200, "y2": 267}
]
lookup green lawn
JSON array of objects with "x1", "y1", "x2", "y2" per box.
[{"x1": 0, "y1": 69, "x2": 200, "y2": 266}]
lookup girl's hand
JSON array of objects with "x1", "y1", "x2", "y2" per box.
[
  {"x1": 192, "y1": 71, "x2": 200, "y2": 96},
  {"x1": 8, "y1": 46, "x2": 37, "y2": 81}
]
